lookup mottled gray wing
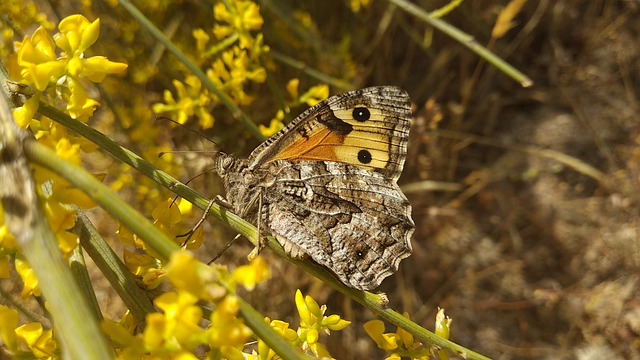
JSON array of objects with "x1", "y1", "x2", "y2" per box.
[{"x1": 261, "y1": 161, "x2": 414, "y2": 290}]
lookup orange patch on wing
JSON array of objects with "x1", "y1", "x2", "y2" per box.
[{"x1": 270, "y1": 127, "x2": 345, "y2": 162}]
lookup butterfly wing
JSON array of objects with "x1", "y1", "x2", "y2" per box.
[
  {"x1": 262, "y1": 161, "x2": 414, "y2": 290},
  {"x1": 248, "y1": 86, "x2": 411, "y2": 182}
]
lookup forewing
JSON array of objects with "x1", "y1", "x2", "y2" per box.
[{"x1": 248, "y1": 86, "x2": 411, "y2": 182}]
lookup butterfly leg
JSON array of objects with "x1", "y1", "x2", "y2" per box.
[
  {"x1": 208, "y1": 233, "x2": 242, "y2": 264},
  {"x1": 177, "y1": 195, "x2": 233, "y2": 247}
]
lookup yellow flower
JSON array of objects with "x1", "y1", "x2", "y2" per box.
[
  {"x1": 177, "y1": 198, "x2": 193, "y2": 216},
  {"x1": 0, "y1": 305, "x2": 18, "y2": 351},
  {"x1": 208, "y1": 295, "x2": 253, "y2": 349},
  {"x1": 11, "y1": 92, "x2": 40, "y2": 129},
  {"x1": 66, "y1": 78, "x2": 100, "y2": 121},
  {"x1": 15, "y1": 322, "x2": 56, "y2": 358},
  {"x1": 435, "y1": 307, "x2": 452, "y2": 340},
  {"x1": 16, "y1": 26, "x2": 65, "y2": 91},
  {"x1": 166, "y1": 251, "x2": 224, "y2": 300},
  {"x1": 101, "y1": 317, "x2": 135, "y2": 348},
  {"x1": 152, "y1": 76, "x2": 214, "y2": 129},
  {"x1": 363, "y1": 320, "x2": 399, "y2": 352},
  {"x1": 295, "y1": 289, "x2": 321, "y2": 328},
  {"x1": 299, "y1": 84, "x2": 329, "y2": 106},
  {"x1": 54, "y1": 15, "x2": 100, "y2": 57},
  {"x1": 123, "y1": 250, "x2": 164, "y2": 288},
  {"x1": 293, "y1": 289, "x2": 350, "y2": 357},
  {"x1": 143, "y1": 313, "x2": 167, "y2": 350},
  {"x1": 151, "y1": 198, "x2": 182, "y2": 227},
  {"x1": 257, "y1": 319, "x2": 298, "y2": 360},
  {"x1": 0, "y1": 204, "x2": 18, "y2": 253},
  {"x1": 213, "y1": 0, "x2": 264, "y2": 48},
  {"x1": 80, "y1": 55, "x2": 128, "y2": 82},
  {"x1": 193, "y1": 28, "x2": 210, "y2": 52},
  {"x1": 323, "y1": 314, "x2": 351, "y2": 331},
  {"x1": 350, "y1": 0, "x2": 371, "y2": 13},
  {"x1": 14, "y1": 258, "x2": 40, "y2": 298},
  {"x1": 154, "y1": 291, "x2": 205, "y2": 348},
  {"x1": 259, "y1": 117, "x2": 284, "y2": 138},
  {"x1": 14, "y1": 14, "x2": 127, "y2": 95},
  {"x1": 42, "y1": 198, "x2": 79, "y2": 256},
  {"x1": 232, "y1": 256, "x2": 271, "y2": 290}
]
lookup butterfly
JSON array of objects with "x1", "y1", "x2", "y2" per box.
[{"x1": 214, "y1": 86, "x2": 414, "y2": 290}]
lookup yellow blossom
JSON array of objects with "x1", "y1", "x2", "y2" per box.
[
  {"x1": 435, "y1": 308, "x2": 453, "y2": 360},
  {"x1": 0, "y1": 305, "x2": 18, "y2": 350},
  {"x1": 299, "y1": 84, "x2": 329, "y2": 106},
  {"x1": 101, "y1": 318, "x2": 135, "y2": 348},
  {"x1": 15, "y1": 258, "x2": 40, "y2": 298},
  {"x1": 166, "y1": 251, "x2": 221, "y2": 299},
  {"x1": 54, "y1": 15, "x2": 100, "y2": 57},
  {"x1": 151, "y1": 198, "x2": 182, "y2": 227},
  {"x1": 143, "y1": 313, "x2": 167, "y2": 350},
  {"x1": 286, "y1": 79, "x2": 300, "y2": 99},
  {"x1": 81, "y1": 55, "x2": 128, "y2": 82},
  {"x1": 0, "y1": 204, "x2": 18, "y2": 252},
  {"x1": 350, "y1": 0, "x2": 371, "y2": 13},
  {"x1": 364, "y1": 315, "x2": 429, "y2": 358},
  {"x1": 208, "y1": 295, "x2": 252, "y2": 348},
  {"x1": 323, "y1": 314, "x2": 351, "y2": 331},
  {"x1": 152, "y1": 76, "x2": 214, "y2": 129},
  {"x1": 177, "y1": 198, "x2": 193, "y2": 216},
  {"x1": 435, "y1": 307, "x2": 452, "y2": 340},
  {"x1": 16, "y1": 26, "x2": 65, "y2": 91},
  {"x1": 232, "y1": 256, "x2": 271, "y2": 290},
  {"x1": 11, "y1": 93, "x2": 40, "y2": 129},
  {"x1": 213, "y1": 0, "x2": 264, "y2": 48},
  {"x1": 14, "y1": 14, "x2": 126, "y2": 96},
  {"x1": 15, "y1": 322, "x2": 56, "y2": 358},
  {"x1": 182, "y1": 225, "x2": 205, "y2": 250},
  {"x1": 293, "y1": 289, "x2": 350, "y2": 357},
  {"x1": 123, "y1": 250, "x2": 164, "y2": 288},
  {"x1": 295, "y1": 289, "x2": 321, "y2": 328},
  {"x1": 154, "y1": 291, "x2": 205, "y2": 347},
  {"x1": 259, "y1": 117, "x2": 284, "y2": 138},
  {"x1": 66, "y1": 78, "x2": 100, "y2": 120},
  {"x1": 193, "y1": 28, "x2": 210, "y2": 52},
  {"x1": 363, "y1": 320, "x2": 399, "y2": 352},
  {"x1": 258, "y1": 319, "x2": 299, "y2": 360}
]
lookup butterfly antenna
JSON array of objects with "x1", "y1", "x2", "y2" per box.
[
  {"x1": 158, "y1": 150, "x2": 218, "y2": 158},
  {"x1": 168, "y1": 168, "x2": 216, "y2": 208},
  {"x1": 155, "y1": 115, "x2": 220, "y2": 147}
]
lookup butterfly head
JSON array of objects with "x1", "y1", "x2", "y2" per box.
[{"x1": 213, "y1": 152, "x2": 248, "y2": 176}]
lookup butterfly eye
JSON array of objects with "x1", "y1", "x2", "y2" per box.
[
  {"x1": 357, "y1": 149, "x2": 372, "y2": 164},
  {"x1": 352, "y1": 107, "x2": 370, "y2": 122}
]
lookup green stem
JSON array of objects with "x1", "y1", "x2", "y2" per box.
[
  {"x1": 387, "y1": 0, "x2": 532, "y2": 87},
  {"x1": 73, "y1": 212, "x2": 156, "y2": 328},
  {"x1": 69, "y1": 244, "x2": 103, "y2": 321}
]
